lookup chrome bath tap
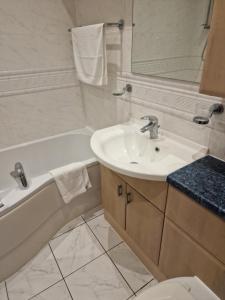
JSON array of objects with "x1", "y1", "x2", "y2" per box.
[
  {"x1": 10, "y1": 162, "x2": 29, "y2": 189},
  {"x1": 140, "y1": 115, "x2": 159, "y2": 139}
]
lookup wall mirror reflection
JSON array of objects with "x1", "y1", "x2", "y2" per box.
[{"x1": 132, "y1": 0, "x2": 214, "y2": 83}]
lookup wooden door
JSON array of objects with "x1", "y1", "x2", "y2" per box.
[
  {"x1": 101, "y1": 165, "x2": 126, "y2": 229},
  {"x1": 126, "y1": 185, "x2": 164, "y2": 265}
]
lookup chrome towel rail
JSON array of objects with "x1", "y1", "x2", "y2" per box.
[{"x1": 68, "y1": 19, "x2": 124, "y2": 32}]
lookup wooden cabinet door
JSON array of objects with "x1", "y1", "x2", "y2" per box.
[
  {"x1": 118, "y1": 173, "x2": 168, "y2": 212},
  {"x1": 200, "y1": 0, "x2": 225, "y2": 97},
  {"x1": 101, "y1": 166, "x2": 126, "y2": 229},
  {"x1": 166, "y1": 186, "x2": 225, "y2": 265},
  {"x1": 126, "y1": 185, "x2": 164, "y2": 265},
  {"x1": 159, "y1": 219, "x2": 225, "y2": 299}
]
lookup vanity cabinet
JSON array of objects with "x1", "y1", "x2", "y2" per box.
[
  {"x1": 159, "y1": 219, "x2": 225, "y2": 299},
  {"x1": 101, "y1": 165, "x2": 126, "y2": 229},
  {"x1": 101, "y1": 165, "x2": 167, "y2": 267},
  {"x1": 118, "y1": 173, "x2": 168, "y2": 212},
  {"x1": 160, "y1": 185, "x2": 225, "y2": 299},
  {"x1": 126, "y1": 186, "x2": 164, "y2": 265},
  {"x1": 101, "y1": 165, "x2": 225, "y2": 299},
  {"x1": 166, "y1": 186, "x2": 225, "y2": 264},
  {"x1": 200, "y1": 0, "x2": 225, "y2": 97}
]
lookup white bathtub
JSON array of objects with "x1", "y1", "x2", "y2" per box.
[{"x1": 0, "y1": 128, "x2": 101, "y2": 281}]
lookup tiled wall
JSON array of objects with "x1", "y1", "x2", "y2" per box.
[
  {"x1": 74, "y1": 0, "x2": 225, "y2": 160},
  {"x1": 1, "y1": 0, "x2": 225, "y2": 160},
  {"x1": 0, "y1": 0, "x2": 85, "y2": 149},
  {"x1": 74, "y1": 0, "x2": 131, "y2": 129}
]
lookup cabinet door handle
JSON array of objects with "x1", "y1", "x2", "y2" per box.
[
  {"x1": 127, "y1": 192, "x2": 132, "y2": 204},
  {"x1": 117, "y1": 185, "x2": 123, "y2": 196}
]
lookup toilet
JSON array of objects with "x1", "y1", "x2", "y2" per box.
[{"x1": 136, "y1": 277, "x2": 220, "y2": 300}]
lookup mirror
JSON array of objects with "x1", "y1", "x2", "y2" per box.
[{"x1": 132, "y1": 0, "x2": 213, "y2": 83}]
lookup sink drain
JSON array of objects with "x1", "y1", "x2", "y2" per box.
[{"x1": 130, "y1": 161, "x2": 138, "y2": 164}]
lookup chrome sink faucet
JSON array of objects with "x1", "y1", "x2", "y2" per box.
[
  {"x1": 140, "y1": 115, "x2": 159, "y2": 139},
  {"x1": 10, "y1": 162, "x2": 29, "y2": 189}
]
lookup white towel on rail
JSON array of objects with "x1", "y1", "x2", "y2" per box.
[
  {"x1": 71, "y1": 23, "x2": 108, "y2": 86},
  {"x1": 50, "y1": 162, "x2": 92, "y2": 204}
]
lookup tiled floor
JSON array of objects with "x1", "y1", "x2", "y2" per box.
[{"x1": 1, "y1": 206, "x2": 158, "y2": 300}]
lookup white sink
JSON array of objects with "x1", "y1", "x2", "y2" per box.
[{"x1": 91, "y1": 122, "x2": 208, "y2": 181}]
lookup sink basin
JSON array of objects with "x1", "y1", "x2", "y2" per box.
[{"x1": 91, "y1": 122, "x2": 208, "y2": 181}]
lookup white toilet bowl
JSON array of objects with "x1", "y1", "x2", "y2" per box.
[{"x1": 136, "y1": 277, "x2": 220, "y2": 300}]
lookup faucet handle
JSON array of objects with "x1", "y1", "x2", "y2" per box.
[
  {"x1": 140, "y1": 115, "x2": 158, "y2": 122},
  {"x1": 140, "y1": 115, "x2": 151, "y2": 120}
]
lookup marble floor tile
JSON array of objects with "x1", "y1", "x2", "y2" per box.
[
  {"x1": 87, "y1": 214, "x2": 122, "y2": 251},
  {"x1": 66, "y1": 254, "x2": 133, "y2": 300},
  {"x1": 49, "y1": 223, "x2": 104, "y2": 277},
  {"x1": 52, "y1": 216, "x2": 84, "y2": 239},
  {"x1": 108, "y1": 243, "x2": 153, "y2": 293},
  {"x1": 82, "y1": 205, "x2": 104, "y2": 222},
  {"x1": 31, "y1": 280, "x2": 72, "y2": 300},
  {"x1": 6, "y1": 245, "x2": 62, "y2": 300},
  {"x1": 0, "y1": 282, "x2": 8, "y2": 300}
]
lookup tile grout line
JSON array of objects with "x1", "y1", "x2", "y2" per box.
[
  {"x1": 105, "y1": 251, "x2": 136, "y2": 296},
  {"x1": 4, "y1": 281, "x2": 9, "y2": 300},
  {"x1": 27, "y1": 279, "x2": 64, "y2": 300},
  {"x1": 63, "y1": 253, "x2": 106, "y2": 280},
  {"x1": 49, "y1": 227, "x2": 106, "y2": 291},
  {"x1": 84, "y1": 216, "x2": 136, "y2": 297},
  {"x1": 50, "y1": 221, "x2": 85, "y2": 241},
  {"x1": 81, "y1": 209, "x2": 104, "y2": 223},
  {"x1": 48, "y1": 243, "x2": 74, "y2": 300},
  {"x1": 50, "y1": 208, "x2": 104, "y2": 241},
  {"x1": 4, "y1": 209, "x2": 152, "y2": 300},
  {"x1": 84, "y1": 213, "x2": 157, "y2": 298},
  {"x1": 45, "y1": 210, "x2": 107, "y2": 284},
  {"x1": 3, "y1": 209, "x2": 107, "y2": 300},
  {"x1": 133, "y1": 278, "x2": 155, "y2": 296}
]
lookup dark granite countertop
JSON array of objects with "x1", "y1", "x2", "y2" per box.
[{"x1": 167, "y1": 155, "x2": 225, "y2": 220}]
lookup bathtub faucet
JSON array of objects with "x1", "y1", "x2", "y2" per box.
[{"x1": 10, "y1": 162, "x2": 29, "y2": 189}]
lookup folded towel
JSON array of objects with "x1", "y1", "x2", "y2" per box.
[
  {"x1": 71, "y1": 23, "x2": 108, "y2": 86},
  {"x1": 50, "y1": 162, "x2": 92, "y2": 204}
]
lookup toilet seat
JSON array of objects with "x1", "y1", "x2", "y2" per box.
[
  {"x1": 136, "y1": 282, "x2": 195, "y2": 300},
  {"x1": 135, "y1": 277, "x2": 220, "y2": 300}
]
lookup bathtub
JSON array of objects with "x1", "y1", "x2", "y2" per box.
[{"x1": 0, "y1": 128, "x2": 101, "y2": 281}]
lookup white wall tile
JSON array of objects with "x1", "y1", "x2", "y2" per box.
[
  {"x1": 73, "y1": 0, "x2": 225, "y2": 160},
  {"x1": 0, "y1": 87, "x2": 85, "y2": 148},
  {"x1": 2, "y1": 0, "x2": 224, "y2": 160},
  {"x1": 0, "y1": 0, "x2": 76, "y2": 73},
  {"x1": 208, "y1": 129, "x2": 225, "y2": 161},
  {"x1": 0, "y1": 0, "x2": 86, "y2": 149},
  {"x1": 74, "y1": 0, "x2": 128, "y2": 27}
]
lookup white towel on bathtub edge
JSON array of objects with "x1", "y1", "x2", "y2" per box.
[{"x1": 50, "y1": 162, "x2": 92, "y2": 204}]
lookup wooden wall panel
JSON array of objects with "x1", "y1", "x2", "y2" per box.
[{"x1": 200, "y1": 0, "x2": 225, "y2": 97}]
